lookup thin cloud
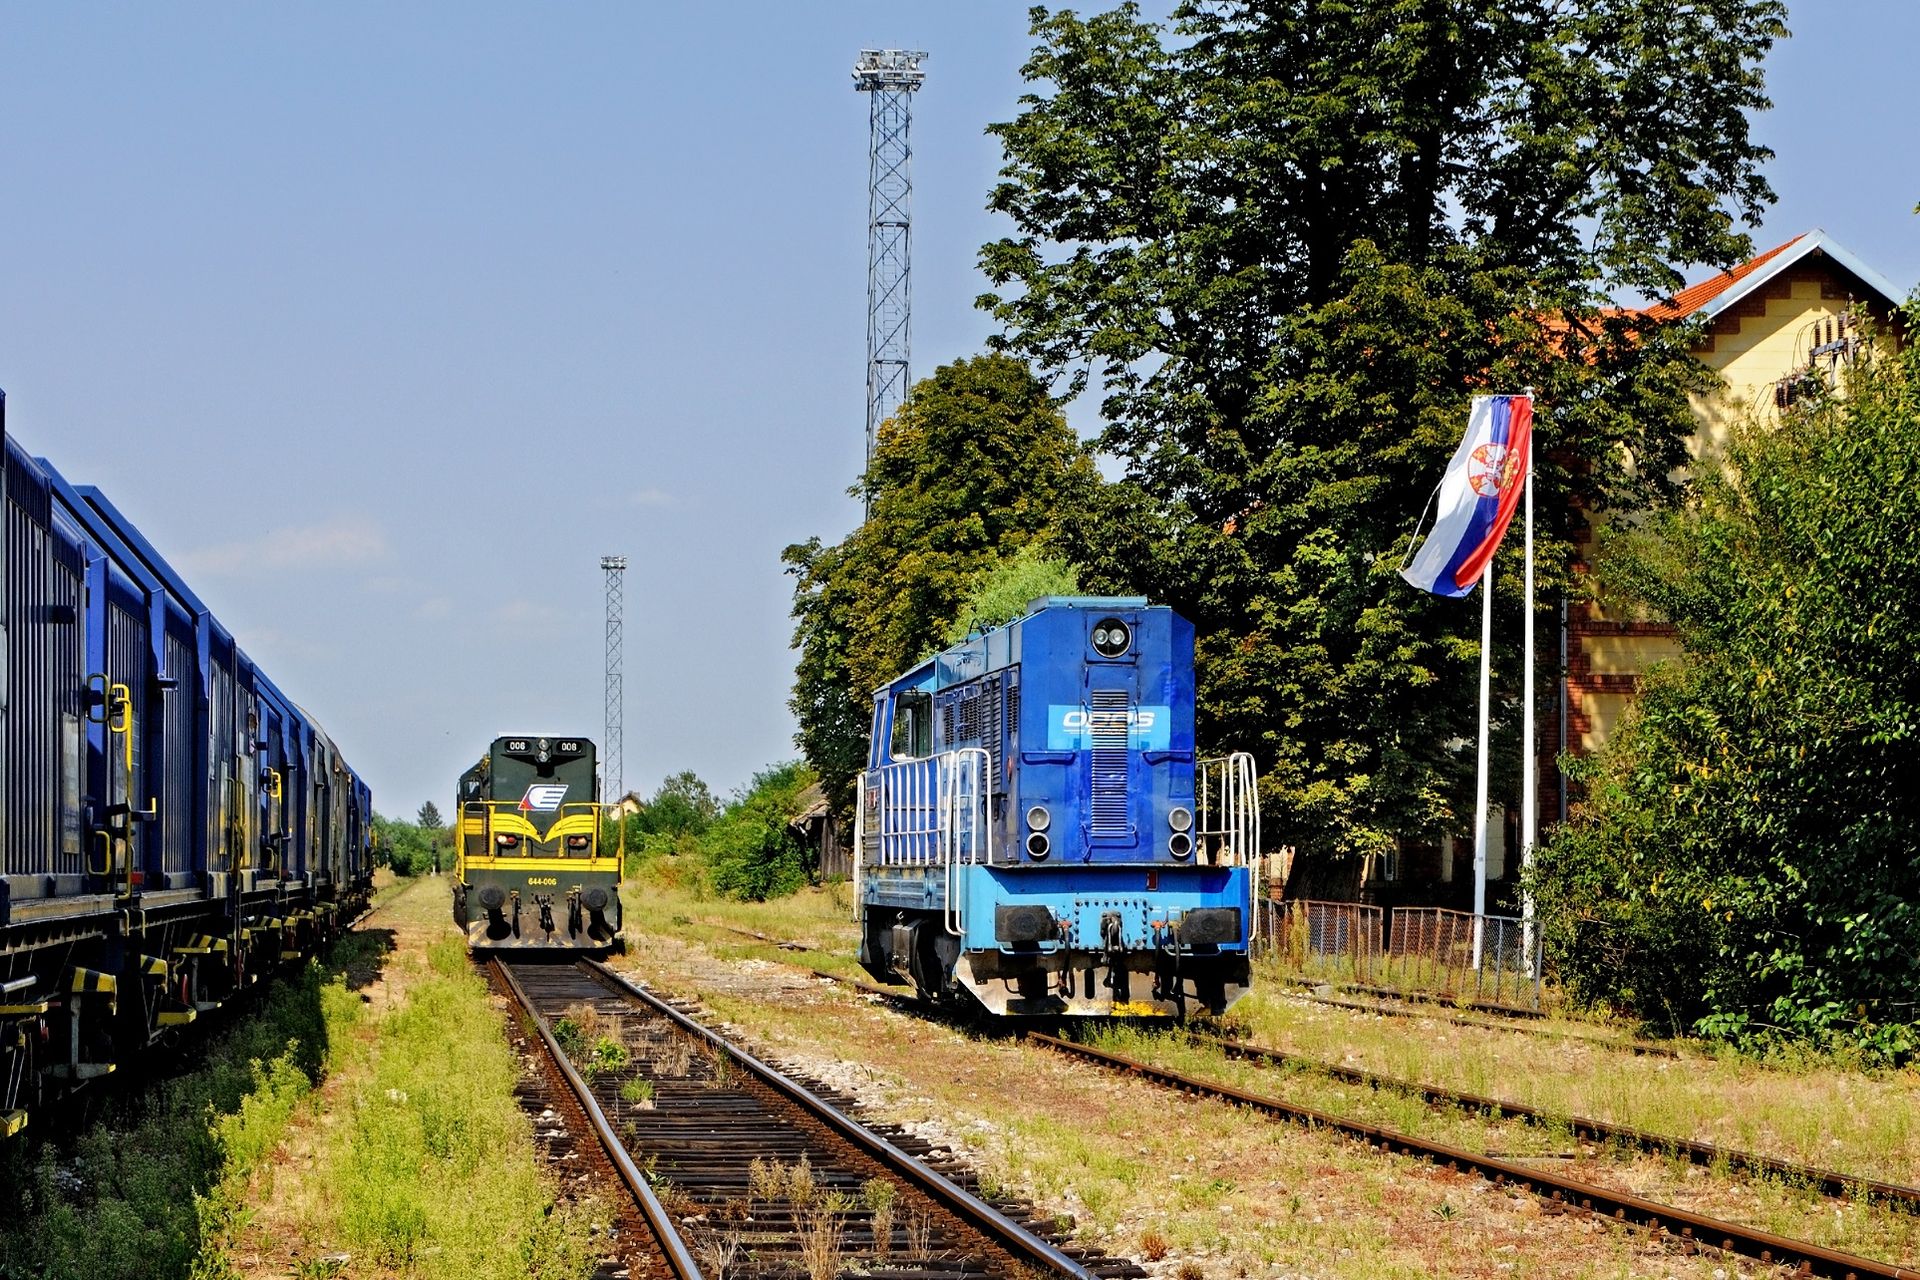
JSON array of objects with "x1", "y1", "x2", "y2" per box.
[
  {"x1": 629, "y1": 487, "x2": 678, "y2": 508},
  {"x1": 491, "y1": 599, "x2": 560, "y2": 628},
  {"x1": 184, "y1": 515, "x2": 388, "y2": 577}
]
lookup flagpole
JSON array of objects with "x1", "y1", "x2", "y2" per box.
[
  {"x1": 1472, "y1": 555, "x2": 1492, "y2": 971},
  {"x1": 1520, "y1": 393, "x2": 1538, "y2": 976}
]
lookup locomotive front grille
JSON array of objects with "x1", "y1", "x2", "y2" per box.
[{"x1": 1089, "y1": 688, "x2": 1131, "y2": 837}]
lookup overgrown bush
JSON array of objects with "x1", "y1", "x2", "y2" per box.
[
  {"x1": 1535, "y1": 308, "x2": 1920, "y2": 1060},
  {"x1": 704, "y1": 762, "x2": 816, "y2": 902}
]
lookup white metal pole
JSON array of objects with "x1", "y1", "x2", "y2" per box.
[
  {"x1": 1521, "y1": 408, "x2": 1538, "y2": 973},
  {"x1": 1472, "y1": 555, "x2": 1493, "y2": 970}
]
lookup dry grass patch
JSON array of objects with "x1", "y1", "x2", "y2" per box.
[{"x1": 609, "y1": 926, "x2": 1794, "y2": 1279}]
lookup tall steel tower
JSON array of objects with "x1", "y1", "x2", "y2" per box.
[
  {"x1": 853, "y1": 48, "x2": 927, "y2": 469},
  {"x1": 600, "y1": 555, "x2": 626, "y2": 803}
]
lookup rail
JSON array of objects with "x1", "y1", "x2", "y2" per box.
[
  {"x1": 1032, "y1": 1032, "x2": 1920, "y2": 1280},
  {"x1": 493, "y1": 961, "x2": 704, "y2": 1280},
  {"x1": 563, "y1": 958, "x2": 1100, "y2": 1279}
]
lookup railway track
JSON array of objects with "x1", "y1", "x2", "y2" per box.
[
  {"x1": 1032, "y1": 1032, "x2": 1920, "y2": 1280},
  {"x1": 799, "y1": 962, "x2": 1920, "y2": 1275},
  {"x1": 491, "y1": 964, "x2": 694, "y2": 1280},
  {"x1": 1192, "y1": 1031, "x2": 1920, "y2": 1213},
  {"x1": 496, "y1": 957, "x2": 1144, "y2": 1280}
]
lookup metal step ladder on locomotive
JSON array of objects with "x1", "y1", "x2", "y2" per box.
[{"x1": 855, "y1": 597, "x2": 1260, "y2": 1016}]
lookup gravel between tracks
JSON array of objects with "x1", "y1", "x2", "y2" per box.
[{"x1": 611, "y1": 924, "x2": 1813, "y2": 1280}]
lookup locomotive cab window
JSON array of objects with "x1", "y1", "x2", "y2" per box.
[{"x1": 890, "y1": 689, "x2": 933, "y2": 760}]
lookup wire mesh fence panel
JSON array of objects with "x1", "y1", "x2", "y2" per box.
[
  {"x1": 1385, "y1": 908, "x2": 1544, "y2": 1010},
  {"x1": 1259, "y1": 899, "x2": 1384, "y2": 986}
]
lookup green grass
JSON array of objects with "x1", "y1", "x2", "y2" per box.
[
  {"x1": 0, "y1": 926, "x2": 385, "y2": 1280},
  {"x1": 291, "y1": 899, "x2": 608, "y2": 1280},
  {"x1": 0, "y1": 876, "x2": 608, "y2": 1280}
]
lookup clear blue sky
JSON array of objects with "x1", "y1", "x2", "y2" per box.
[{"x1": 3, "y1": 3, "x2": 1914, "y2": 817}]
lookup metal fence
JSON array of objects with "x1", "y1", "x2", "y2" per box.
[
  {"x1": 1256, "y1": 898, "x2": 1546, "y2": 1011},
  {"x1": 1385, "y1": 907, "x2": 1544, "y2": 1011},
  {"x1": 1259, "y1": 899, "x2": 1383, "y2": 986}
]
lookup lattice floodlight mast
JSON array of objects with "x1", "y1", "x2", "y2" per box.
[
  {"x1": 600, "y1": 556, "x2": 626, "y2": 805},
  {"x1": 854, "y1": 48, "x2": 927, "y2": 471}
]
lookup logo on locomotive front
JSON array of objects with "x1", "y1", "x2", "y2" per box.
[
  {"x1": 1047, "y1": 705, "x2": 1172, "y2": 750},
  {"x1": 519, "y1": 783, "x2": 570, "y2": 812}
]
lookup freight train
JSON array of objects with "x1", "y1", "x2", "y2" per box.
[
  {"x1": 0, "y1": 392, "x2": 374, "y2": 1138},
  {"x1": 856, "y1": 596, "x2": 1259, "y2": 1017},
  {"x1": 452, "y1": 735, "x2": 622, "y2": 950}
]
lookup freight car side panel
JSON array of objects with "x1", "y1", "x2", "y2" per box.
[{"x1": 3, "y1": 442, "x2": 87, "y2": 890}]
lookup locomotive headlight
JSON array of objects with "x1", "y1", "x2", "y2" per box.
[
  {"x1": 495, "y1": 833, "x2": 519, "y2": 849},
  {"x1": 1090, "y1": 617, "x2": 1132, "y2": 658},
  {"x1": 1025, "y1": 832, "x2": 1051, "y2": 860},
  {"x1": 565, "y1": 835, "x2": 590, "y2": 851},
  {"x1": 1169, "y1": 832, "x2": 1194, "y2": 859},
  {"x1": 1025, "y1": 805, "x2": 1051, "y2": 832},
  {"x1": 1168, "y1": 806, "x2": 1193, "y2": 833}
]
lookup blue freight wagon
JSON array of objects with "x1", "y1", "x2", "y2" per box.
[{"x1": 0, "y1": 391, "x2": 373, "y2": 1137}]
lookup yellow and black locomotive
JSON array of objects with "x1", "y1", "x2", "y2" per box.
[{"x1": 452, "y1": 735, "x2": 622, "y2": 950}]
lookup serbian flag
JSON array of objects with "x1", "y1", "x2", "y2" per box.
[{"x1": 1400, "y1": 395, "x2": 1532, "y2": 597}]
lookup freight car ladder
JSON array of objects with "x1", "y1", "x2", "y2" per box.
[{"x1": 862, "y1": 747, "x2": 993, "y2": 936}]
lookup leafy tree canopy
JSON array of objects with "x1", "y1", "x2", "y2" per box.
[
  {"x1": 374, "y1": 813, "x2": 439, "y2": 877},
  {"x1": 415, "y1": 800, "x2": 443, "y2": 831},
  {"x1": 945, "y1": 542, "x2": 1081, "y2": 644},
  {"x1": 785, "y1": 353, "x2": 1100, "y2": 817},
  {"x1": 1534, "y1": 316, "x2": 1920, "y2": 1059},
  {"x1": 638, "y1": 770, "x2": 720, "y2": 838},
  {"x1": 981, "y1": 0, "x2": 1783, "y2": 875}
]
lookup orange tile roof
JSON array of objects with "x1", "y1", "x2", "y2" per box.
[{"x1": 1641, "y1": 234, "x2": 1807, "y2": 321}]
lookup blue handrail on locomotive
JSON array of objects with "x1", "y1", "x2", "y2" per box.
[
  {"x1": 452, "y1": 735, "x2": 623, "y2": 950},
  {"x1": 0, "y1": 389, "x2": 375, "y2": 1139},
  {"x1": 856, "y1": 596, "x2": 1259, "y2": 1016}
]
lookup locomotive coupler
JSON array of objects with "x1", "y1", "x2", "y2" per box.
[
  {"x1": 1151, "y1": 922, "x2": 1188, "y2": 1019},
  {"x1": 534, "y1": 894, "x2": 556, "y2": 936},
  {"x1": 1100, "y1": 912, "x2": 1131, "y2": 1004}
]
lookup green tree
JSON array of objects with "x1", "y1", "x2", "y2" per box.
[
  {"x1": 785, "y1": 353, "x2": 1101, "y2": 817},
  {"x1": 373, "y1": 813, "x2": 435, "y2": 877},
  {"x1": 704, "y1": 762, "x2": 818, "y2": 901},
  {"x1": 638, "y1": 770, "x2": 719, "y2": 838},
  {"x1": 415, "y1": 800, "x2": 442, "y2": 832},
  {"x1": 980, "y1": 1, "x2": 1783, "y2": 881},
  {"x1": 1534, "y1": 317, "x2": 1920, "y2": 1057},
  {"x1": 945, "y1": 542, "x2": 1081, "y2": 644}
]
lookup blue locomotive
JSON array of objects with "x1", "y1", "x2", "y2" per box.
[
  {"x1": 856, "y1": 597, "x2": 1259, "y2": 1017},
  {"x1": 1, "y1": 391, "x2": 373, "y2": 1137}
]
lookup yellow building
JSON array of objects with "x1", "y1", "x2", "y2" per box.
[
  {"x1": 1414, "y1": 232, "x2": 1906, "y2": 903},
  {"x1": 1562, "y1": 230, "x2": 1907, "y2": 782}
]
